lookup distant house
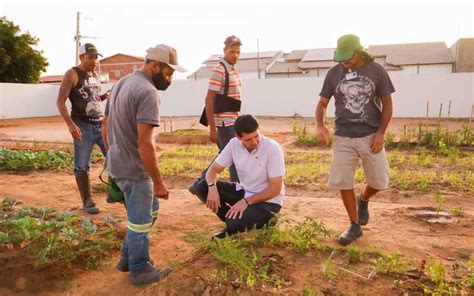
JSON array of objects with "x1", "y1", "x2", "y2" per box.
[
  {"x1": 297, "y1": 48, "x2": 337, "y2": 78},
  {"x1": 99, "y1": 54, "x2": 144, "y2": 82},
  {"x1": 367, "y1": 42, "x2": 455, "y2": 74},
  {"x1": 39, "y1": 53, "x2": 144, "y2": 84},
  {"x1": 450, "y1": 38, "x2": 474, "y2": 73},
  {"x1": 266, "y1": 49, "x2": 309, "y2": 78},
  {"x1": 39, "y1": 75, "x2": 64, "y2": 84},
  {"x1": 187, "y1": 51, "x2": 283, "y2": 80},
  {"x1": 266, "y1": 48, "x2": 338, "y2": 79}
]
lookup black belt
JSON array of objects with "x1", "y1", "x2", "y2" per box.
[{"x1": 72, "y1": 116, "x2": 102, "y2": 125}]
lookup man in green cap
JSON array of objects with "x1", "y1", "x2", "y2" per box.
[{"x1": 315, "y1": 34, "x2": 395, "y2": 245}]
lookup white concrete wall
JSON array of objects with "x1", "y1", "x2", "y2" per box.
[
  {"x1": 0, "y1": 83, "x2": 113, "y2": 119},
  {"x1": 1, "y1": 73, "x2": 473, "y2": 119},
  {"x1": 239, "y1": 71, "x2": 261, "y2": 80},
  {"x1": 305, "y1": 68, "x2": 330, "y2": 78},
  {"x1": 266, "y1": 69, "x2": 330, "y2": 79},
  {"x1": 265, "y1": 72, "x2": 308, "y2": 79}
]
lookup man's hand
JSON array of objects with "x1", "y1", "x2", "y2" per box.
[
  {"x1": 316, "y1": 126, "x2": 330, "y2": 146},
  {"x1": 225, "y1": 199, "x2": 248, "y2": 219},
  {"x1": 68, "y1": 122, "x2": 83, "y2": 140},
  {"x1": 206, "y1": 186, "x2": 221, "y2": 213},
  {"x1": 209, "y1": 128, "x2": 218, "y2": 143},
  {"x1": 370, "y1": 132, "x2": 385, "y2": 154},
  {"x1": 100, "y1": 90, "x2": 110, "y2": 101},
  {"x1": 154, "y1": 181, "x2": 169, "y2": 200}
]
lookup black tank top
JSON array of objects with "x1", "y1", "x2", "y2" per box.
[{"x1": 69, "y1": 67, "x2": 103, "y2": 123}]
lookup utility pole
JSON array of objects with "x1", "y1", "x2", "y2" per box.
[
  {"x1": 74, "y1": 12, "x2": 103, "y2": 79},
  {"x1": 75, "y1": 12, "x2": 81, "y2": 66},
  {"x1": 257, "y1": 38, "x2": 260, "y2": 79}
]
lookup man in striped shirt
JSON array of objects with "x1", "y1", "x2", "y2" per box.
[{"x1": 190, "y1": 36, "x2": 243, "y2": 196}]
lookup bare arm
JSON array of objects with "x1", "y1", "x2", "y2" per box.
[
  {"x1": 137, "y1": 123, "x2": 168, "y2": 199},
  {"x1": 370, "y1": 95, "x2": 393, "y2": 154},
  {"x1": 245, "y1": 176, "x2": 283, "y2": 204},
  {"x1": 315, "y1": 96, "x2": 330, "y2": 127},
  {"x1": 204, "y1": 161, "x2": 226, "y2": 213},
  {"x1": 315, "y1": 96, "x2": 331, "y2": 146},
  {"x1": 56, "y1": 69, "x2": 81, "y2": 140},
  {"x1": 205, "y1": 161, "x2": 226, "y2": 185},
  {"x1": 101, "y1": 115, "x2": 109, "y2": 151},
  {"x1": 205, "y1": 90, "x2": 218, "y2": 143},
  {"x1": 377, "y1": 95, "x2": 393, "y2": 134}
]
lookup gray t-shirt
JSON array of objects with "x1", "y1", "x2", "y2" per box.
[
  {"x1": 319, "y1": 61, "x2": 395, "y2": 137},
  {"x1": 105, "y1": 71, "x2": 160, "y2": 180}
]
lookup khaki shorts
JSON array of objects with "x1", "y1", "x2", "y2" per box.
[{"x1": 328, "y1": 134, "x2": 390, "y2": 190}]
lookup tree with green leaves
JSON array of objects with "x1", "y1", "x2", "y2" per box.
[{"x1": 0, "y1": 17, "x2": 49, "y2": 83}]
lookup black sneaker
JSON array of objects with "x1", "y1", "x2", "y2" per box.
[
  {"x1": 129, "y1": 262, "x2": 172, "y2": 286},
  {"x1": 116, "y1": 258, "x2": 154, "y2": 273},
  {"x1": 337, "y1": 223, "x2": 363, "y2": 246},
  {"x1": 212, "y1": 229, "x2": 228, "y2": 240},
  {"x1": 357, "y1": 194, "x2": 369, "y2": 226},
  {"x1": 83, "y1": 204, "x2": 100, "y2": 214},
  {"x1": 188, "y1": 179, "x2": 206, "y2": 203}
]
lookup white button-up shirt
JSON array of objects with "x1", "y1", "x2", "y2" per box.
[{"x1": 215, "y1": 135, "x2": 285, "y2": 205}]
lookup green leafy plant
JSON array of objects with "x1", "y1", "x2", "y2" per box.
[
  {"x1": 0, "y1": 148, "x2": 100, "y2": 171},
  {"x1": 0, "y1": 198, "x2": 120, "y2": 269},
  {"x1": 292, "y1": 118, "x2": 318, "y2": 147},
  {"x1": 422, "y1": 260, "x2": 457, "y2": 296},
  {"x1": 206, "y1": 237, "x2": 286, "y2": 288},
  {"x1": 303, "y1": 285, "x2": 318, "y2": 296},
  {"x1": 372, "y1": 252, "x2": 409, "y2": 274},
  {"x1": 451, "y1": 207, "x2": 465, "y2": 218},
  {"x1": 345, "y1": 245, "x2": 362, "y2": 264}
]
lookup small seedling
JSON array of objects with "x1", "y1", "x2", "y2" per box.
[
  {"x1": 345, "y1": 245, "x2": 362, "y2": 264},
  {"x1": 451, "y1": 207, "x2": 465, "y2": 218},
  {"x1": 434, "y1": 193, "x2": 445, "y2": 214}
]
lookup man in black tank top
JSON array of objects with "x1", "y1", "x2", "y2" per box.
[{"x1": 56, "y1": 43, "x2": 109, "y2": 214}]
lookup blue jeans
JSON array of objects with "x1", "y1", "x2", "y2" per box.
[
  {"x1": 116, "y1": 177, "x2": 159, "y2": 273},
  {"x1": 200, "y1": 125, "x2": 239, "y2": 182},
  {"x1": 73, "y1": 119, "x2": 107, "y2": 176}
]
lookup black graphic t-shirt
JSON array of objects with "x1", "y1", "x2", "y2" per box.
[
  {"x1": 319, "y1": 61, "x2": 395, "y2": 137},
  {"x1": 69, "y1": 67, "x2": 103, "y2": 123}
]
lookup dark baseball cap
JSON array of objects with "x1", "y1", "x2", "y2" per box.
[
  {"x1": 334, "y1": 34, "x2": 373, "y2": 62},
  {"x1": 224, "y1": 35, "x2": 242, "y2": 47},
  {"x1": 78, "y1": 43, "x2": 102, "y2": 57}
]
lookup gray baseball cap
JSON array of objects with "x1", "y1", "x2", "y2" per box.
[{"x1": 146, "y1": 44, "x2": 187, "y2": 73}]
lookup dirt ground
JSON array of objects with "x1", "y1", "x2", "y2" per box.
[{"x1": 0, "y1": 116, "x2": 473, "y2": 295}]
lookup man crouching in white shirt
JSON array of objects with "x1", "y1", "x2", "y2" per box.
[{"x1": 194, "y1": 114, "x2": 285, "y2": 239}]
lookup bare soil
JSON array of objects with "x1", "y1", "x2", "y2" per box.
[{"x1": 0, "y1": 116, "x2": 473, "y2": 295}]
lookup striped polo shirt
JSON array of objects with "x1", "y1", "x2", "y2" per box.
[{"x1": 208, "y1": 58, "x2": 241, "y2": 127}]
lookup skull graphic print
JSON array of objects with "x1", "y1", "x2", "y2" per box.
[{"x1": 336, "y1": 76, "x2": 376, "y2": 122}]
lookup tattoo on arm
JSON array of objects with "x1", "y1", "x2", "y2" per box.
[{"x1": 57, "y1": 70, "x2": 76, "y2": 102}]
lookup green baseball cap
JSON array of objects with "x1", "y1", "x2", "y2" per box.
[{"x1": 334, "y1": 34, "x2": 373, "y2": 62}]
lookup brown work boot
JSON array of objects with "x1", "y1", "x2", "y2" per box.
[{"x1": 75, "y1": 171, "x2": 100, "y2": 214}]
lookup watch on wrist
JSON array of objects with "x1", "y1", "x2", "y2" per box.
[{"x1": 207, "y1": 182, "x2": 215, "y2": 187}]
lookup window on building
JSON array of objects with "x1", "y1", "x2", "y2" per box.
[{"x1": 114, "y1": 70, "x2": 121, "y2": 77}]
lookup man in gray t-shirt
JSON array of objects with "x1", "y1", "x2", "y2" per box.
[
  {"x1": 316, "y1": 34, "x2": 395, "y2": 246},
  {"x1": 102, "y1": 44, "x2": 186, "y2": 286}
]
